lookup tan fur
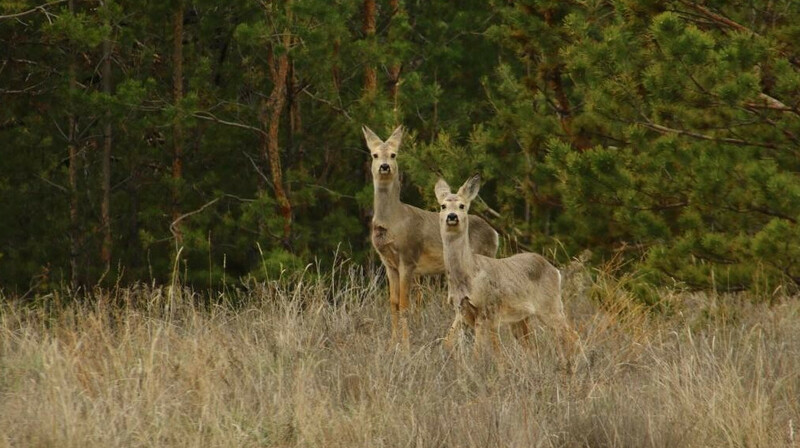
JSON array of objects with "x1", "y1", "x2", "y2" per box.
[
  {"x1": 436, "y1": 175, "x2": 578, "y2": 365},
  {"x1": 363, "y1": 126, "x2": 498, "y2": 349}
]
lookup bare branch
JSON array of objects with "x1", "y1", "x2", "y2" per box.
[
  {"x1": 170, "y1": 197, "x2": 221, "y2": 240},
  {"x1": 0, "y1": 81, "x2": 47, "y2": 95},
  {"x1": 242, "y1": 150, "x2": 273, "y2": 188},
  {"x1": 300, "y1": 87, "x2": 353, "y2": 121},
  {"x1": 38, "y1": 174, "x2": 68, "y2": 193},
  {"x1": 192, "y1": 111, "x2": 266, "y2": 136},
  {"x1": 0, "y1": 0, "x2": 67, "y2": 20},
  {"x1": 745, "y1": 93, "x2": 800, "y2": 115}
]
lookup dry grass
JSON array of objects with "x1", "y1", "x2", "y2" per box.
[{"x1": 1, "y1": 262, "x2": 798, "y2": 447}]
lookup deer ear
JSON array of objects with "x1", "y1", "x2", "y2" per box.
[
  {"x1": 434, "y1": 178, "x2": 451, "y2": 204},
  {"x1": 362, "y1": 125, "x2": 383, "y2": 151},
  {"x1": 457, "y1": 174, "x2": 481, "y2": 202},
  {"x1": 384, "y1": 125, "x2": 404, "y2": 152}
]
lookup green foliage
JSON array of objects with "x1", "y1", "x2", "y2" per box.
[{"x1": 1, "y1": 0, "x2": 799, "y2": 297}]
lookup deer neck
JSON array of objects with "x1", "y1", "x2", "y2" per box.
[
  {"x1": 373, "y1": 176, "x2": 402, "y2": 226},
  {"x1": 442, "y1": 229, "x2": 476, "y2": 298}
]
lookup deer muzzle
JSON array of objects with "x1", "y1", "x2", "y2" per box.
[
  {"x1": 446, "y1": 213, "x2": 459, "y2": 226},
  {"x1": 378, "y1": 163, "x2": 391, "y2": 174}
]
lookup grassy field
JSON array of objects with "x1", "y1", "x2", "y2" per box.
[{"x1": 1, "y1": 261, "x2": 798, "y2": 447}]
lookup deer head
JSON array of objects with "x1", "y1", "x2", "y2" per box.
[
  {"x1": 363, "y1": 125, "x2": 404, "y2": 186},
  {"x1": 435, "y1": 174, "x2": 481, "y2": 236}
]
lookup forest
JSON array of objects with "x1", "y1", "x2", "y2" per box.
[
  {"x1": 1, "y1": 0, "x2": 800, "y2": 296},
  {"x1": 3, "y1": 2, "x2": 800, "y2": 446}
]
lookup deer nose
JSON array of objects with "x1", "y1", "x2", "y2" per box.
[
  {"x1": 379, "y1": 163, "x2": 391, "y2": 173},
  {"x1": 446, "y1": 213, "x2": 459, "y2": 225}
]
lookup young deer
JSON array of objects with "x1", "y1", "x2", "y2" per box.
[
  {"x1": 363, "y1": 125, "x2": 498, "y2": 349},
  {"x1": 436, "y1": 175, "x2": 578, "y2": 364}
]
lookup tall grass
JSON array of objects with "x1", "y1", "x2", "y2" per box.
[{"x1": 1, "y1": 261, "x2": 798, "y2": 447}]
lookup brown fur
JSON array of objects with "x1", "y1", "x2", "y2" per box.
[
  {"x1": 363, "y1": 126, "x2": 498, "y2": 348},
  {"x1": 436, "y1": 175, "x2": 578, "y2": 365}
]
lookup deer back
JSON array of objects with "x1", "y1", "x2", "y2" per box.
[
  {"x1": 372, "y1": 204, "x2": 498, "y2": 275},
  {"x1": 469, "y1": 252, "x2": 563, "y2": 323}
]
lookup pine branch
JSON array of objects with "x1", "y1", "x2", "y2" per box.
[
  {"x1": 637, "y1": 120, "x2": 781, "y2": 150},
  {"x1": 678, "y1": 1, "x2": 800, "y2": 71},
  {"x1": 724, "y1": 205, "x2": 797, "y2": 224},
  {"x1": 678, "y1": 1, "x2": 755, "y2": 35}
]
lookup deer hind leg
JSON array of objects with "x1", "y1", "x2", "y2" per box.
[{"x1": 386, "y1": 267, "x2": 400, "y2": 343}]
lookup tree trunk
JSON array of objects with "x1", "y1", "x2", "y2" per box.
[
  {"x1": 363, "y1": 0, "x2": 377, "y2": 93},
  {"x1": 540, "y1": 6, "x2": 589, "y2": 150},
  {"x1": 260, "y1": 32, "x2": 293, "y2": 249},
  {"x1": 388, "y1": 0, "x2": 401, "y2": 106},
  {"x1": 288, "y1": 60, "x2": 303, "y2": 173},
  {"x1": 172, "y1": 0, "x2": 184, "y2": 247},
  {"x1": 68, "y1": 0, "x2": 79, "y2": 289},
  {"x1": 100, "y1": 4, "x2": 112, "y2": 272},
  {"x1": 332, "y1": 39, "x2": 341, "y2": 92}
]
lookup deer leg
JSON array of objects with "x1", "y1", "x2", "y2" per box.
[
  {"x1": 560, "y1": 317, "x2": 581, "y2": 372},
  {"x1": 539, "y1": 310, "x2": 579, "y2": 372},
  {"x1": 489, "y1": 323, "x2": 506, "y2": 371},
  {"x1": 489, "y1": 324, "x2": 501, "y2": 355},
  {"x1": 473, "y1": 316, "x2": 501, "y2": 365},
  {"x1": 414, "y1": 280, "x2": 424, "y2": 309},
  {"x1": 473, "y1": 316, "x2": 486, "y2": 359},
  {"x1": 554, "y1": 312, "x2": 579, "y2": 369},
  {"x1": 397, "y1": 264, "x2": 415, "y2": 351},
  {"x1": 472, "y1": 311, "x2": 496, "y2": 359},
  {"x1": 386, "y1": 267, "x2": 400, "y2": 343},
  {"x1": 443, "y1": 312, "x2": 462, "y2": 350},
  {"x1": 511, "y1": 318, "x2": 532, "y2": 348}
]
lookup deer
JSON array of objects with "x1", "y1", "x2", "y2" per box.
[
  {"x1": 363, "y1": 125, "x2": 499, "y2": 349},
  {"x1": 435, "y1": 174, "x2": 579, "y2": 367}
]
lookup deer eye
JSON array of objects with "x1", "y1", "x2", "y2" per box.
[
  {"x1": 390, "y1": 153, "x2": 396, "y2": 159},
  {"x1": 459, "y1": 204, "x2": 465, "y2": 209},
  {"x1": 372, "y1": 153, "x2": 378, "y2": 159},
  {"x1": 441, "y1": 204, "x2": 446, "y2": 210}
]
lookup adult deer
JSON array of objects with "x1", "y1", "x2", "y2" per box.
[
  {"x1": 363, "y1": 125, "x2": 498, "y2": 349},
  {"x1": 435, "y1": 174, "x2": 578, "y2": 366}
]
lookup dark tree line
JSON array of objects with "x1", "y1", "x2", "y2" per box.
[{"x1": 1, "y1": 0, "x2": 799, "y2": 297}]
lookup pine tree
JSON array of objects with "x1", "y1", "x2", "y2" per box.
[{"x1": 545, "y1": 1, "x2": 800, "y2": 291}]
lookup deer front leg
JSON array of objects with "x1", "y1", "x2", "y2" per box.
[
  {"x1": 473, "y1": 311, "x2": 502, "y2": 365},
  {"x1": 386, "y1": 266, "x2": 400, "y2": 343},
  {"x1": 397, "y1": 263, "x2": 415, "y2": 351},
  {"x1": 473, "y1": 314, "x2": 494, "y2": 359},
  {"x1": 511, "y1": 318, "x2": 532, "y2": 348},
  {"x1": 559, "y1": 319, "x2": 581, "y2": 373},
  {"x1": 539, "y1": 310, "x2": 579, "y2": 373},
  {"x1": 444, "y1": 312, "x2": 463, "y2": 350}
]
